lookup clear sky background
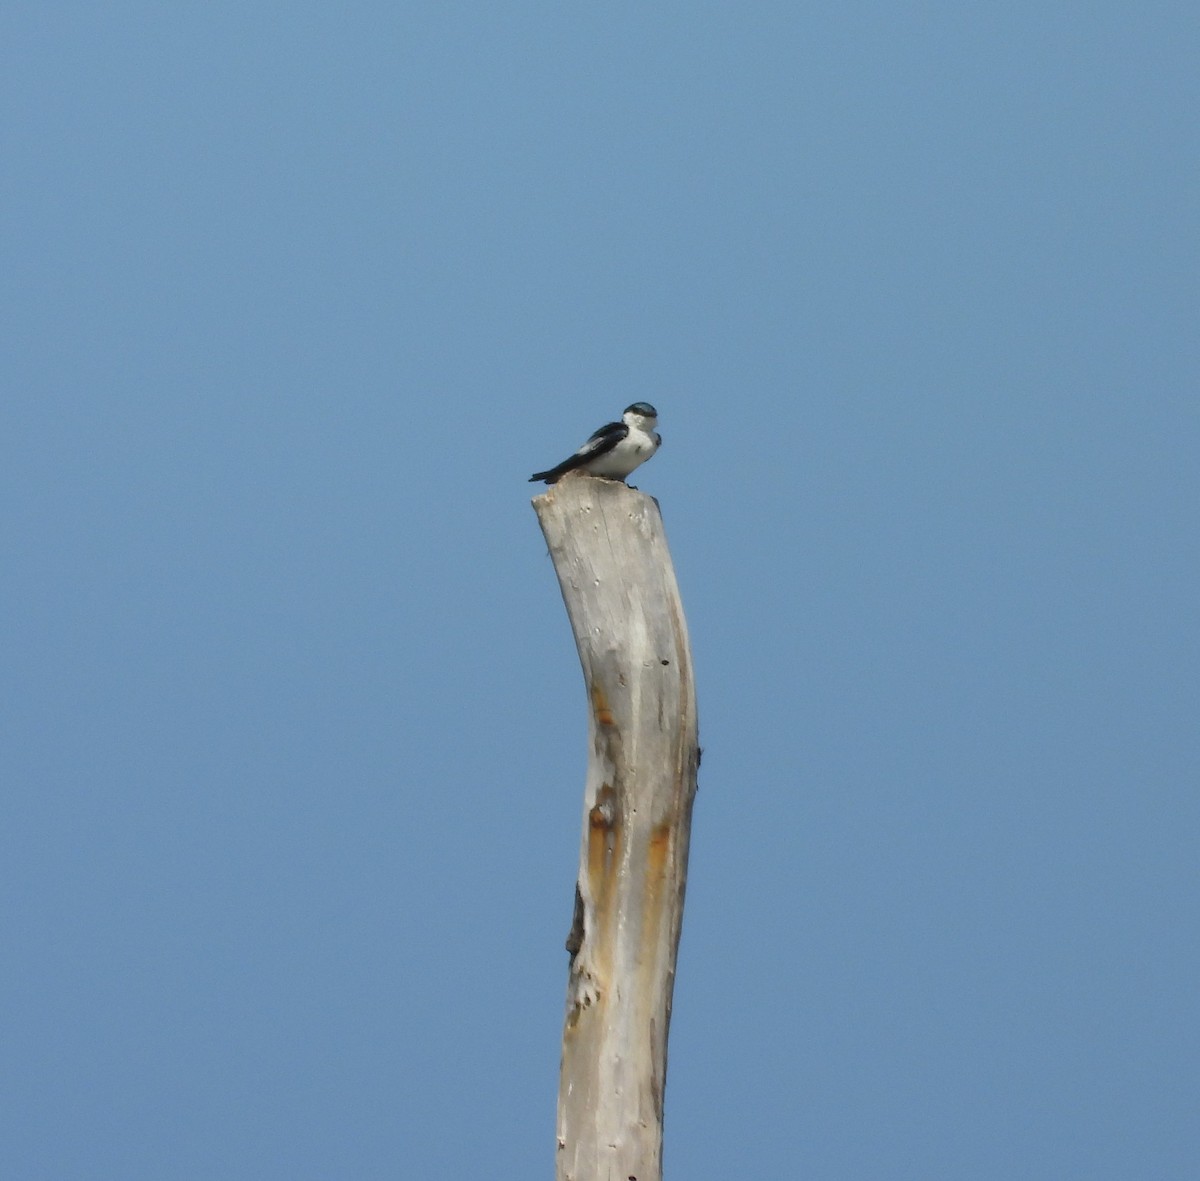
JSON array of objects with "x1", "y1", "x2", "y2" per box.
[{"x1": 3, "y1": 4, "x2": 1196, "y2": 1178}]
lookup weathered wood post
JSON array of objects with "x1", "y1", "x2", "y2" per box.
[{"x1": 533, "y1": 474, "x2": 700, "y2": 1181}]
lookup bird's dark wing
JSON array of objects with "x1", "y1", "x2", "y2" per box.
[
  {"x1": 529, "y1": 421, "x2": 627, "y2": 483},
  {"x1": 584, "y1": 421, "x2": 625, "y2": 446}
]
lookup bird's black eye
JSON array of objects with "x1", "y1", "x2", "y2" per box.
[{"x1": 625, "y1": 402, "x2": 658, "y2": 418}]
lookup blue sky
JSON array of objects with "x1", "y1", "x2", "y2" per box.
[{"x1": 3, "y1": 4, "x2": 1197, "y2": 1178}]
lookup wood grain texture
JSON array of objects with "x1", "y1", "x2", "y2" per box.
[{"x1": 533, "y1": 474, "x2": 700, "y2": 1181}]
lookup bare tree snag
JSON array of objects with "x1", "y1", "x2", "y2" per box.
[{"x1": 533, "y1": 475, "x2": 700, "y2": 1181}]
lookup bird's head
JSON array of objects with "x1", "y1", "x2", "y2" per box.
[{"x1": 623, "y1": 402, "x2": 658, "y2": 425}]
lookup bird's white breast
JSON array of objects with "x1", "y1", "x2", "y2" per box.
[{"x1": 585, "y1": 424, "x2": 659, "y2": 477}]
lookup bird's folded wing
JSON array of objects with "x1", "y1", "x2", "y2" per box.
[{"x1": 577, "y1": 421, "x2": 627, "y2": 457}]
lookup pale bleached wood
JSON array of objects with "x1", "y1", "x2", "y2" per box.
[{"x1": 533, "y1": 474, "x2": 700, "y2": 1181}]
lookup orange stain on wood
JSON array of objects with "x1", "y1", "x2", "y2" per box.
[
  {"x1": 584, "y1": 783, "x2": 622, "y2": 989},
  {"x1": 647, "y1": 822, "x2": 671, "y2": 879},
  {"x1": 590, "y1": 681, "x2": 616, "y2": 727},
  {"x1": 587, "y1": 784, "x2": 620, "y2": 904},
  {"x1": 647, "y1": 823, "x2": 671, "y2": 905},
  {"x1": 626, "y1": 821, "x2": 674, "y2": 986}
]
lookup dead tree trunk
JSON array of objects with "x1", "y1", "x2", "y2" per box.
[{"x1": 533, "y1": 475, "x2": 700, "y2": 1181}]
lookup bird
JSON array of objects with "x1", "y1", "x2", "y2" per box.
[{"x1": 529, "y1": 403, "x2": 661, "y2": 484}]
